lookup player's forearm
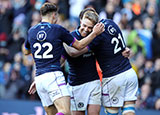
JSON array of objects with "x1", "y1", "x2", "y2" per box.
[
  {"x1": 73, "y1": 32, "x2": 97, "y2": 50},
  {"x1": 60, "y1": 56, "x2": 65, "y2": 67},
  {"x1": 72, "y1": 22, "x2": 104, "y2": 50},
  {"x1": 22, "y1": 44, "x2": 31, "y2": 55},
  {"x1": 63, "y1": 43, "x2": 88, "y2": 57}
]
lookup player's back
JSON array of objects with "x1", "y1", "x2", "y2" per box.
[
  {"x1": 27, "y1": 22, "x2": 73, "y2": 76},
  {"x1": 89, "y1": 19, "x2": 131, "y2": 77}
]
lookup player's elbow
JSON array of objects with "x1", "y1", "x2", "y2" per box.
[
  {"x1": 23, "y1": 50, "x2": 31, "y2": 55},
  {"x1": 72, "y1": 41, "x2": 85, "y2": 50}
]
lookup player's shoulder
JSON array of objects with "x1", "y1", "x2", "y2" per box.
[
  {"x1": 52, "y1": 24, "x2": 62, "y2": 28},
  {"x1": 52, "y1": 24, "x2": 66, "y2": 30},
  {"x1": 29, "y1": 24, "x2": 37, "y2": 31},
  {"x1": 100, "y1": 19, "x2": 115, "y2": 25},
  {"x1": 53, "y1": 24, "x2": 70, "y2": 34},
  {"x1": 71, "y1": 29, "x2": 80, "y2": 36},
  {"x1": 100, "y1": 19, "x2": 119, "y2": 36}
]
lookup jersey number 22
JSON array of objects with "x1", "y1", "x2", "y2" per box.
[{"x1": 33, "y1": 42, "x2": 53, "y2": 59}]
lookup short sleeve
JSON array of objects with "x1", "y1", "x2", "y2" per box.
[
  {"x1": 24, "y1": 31, "x2": 31, "y2": 50},
  {"x1": 60, "y1": 27, "x2": 75, "y2": 46}
]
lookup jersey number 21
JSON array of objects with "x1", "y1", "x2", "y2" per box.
[{"x1": 111, "y1": 33, "x2": 125, "y2": 54}]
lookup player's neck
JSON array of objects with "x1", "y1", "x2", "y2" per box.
[{"x1": 41, "y1": 17, "x2": 52, "y2": 24}]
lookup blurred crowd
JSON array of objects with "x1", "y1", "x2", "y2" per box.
[{"x1": 0, "y1": 0, "x2": 160, "y2": 111}]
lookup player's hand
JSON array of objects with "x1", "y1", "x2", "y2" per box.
[
  {"x1": 28, "y1": 81, "x2": 36, "y2": 95},
  {"x1": 92, "y1": 22, "x2": 105, "y2": 36},
  {"x1": 122, "y1": 47, "x2": 130, "y2": 58}
]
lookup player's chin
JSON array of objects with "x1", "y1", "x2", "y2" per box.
[{"x1": 81, "y1": 32, "x2": 88, "y2": 37}]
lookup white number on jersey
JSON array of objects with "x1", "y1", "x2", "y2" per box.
[
  {"x1": 111, "y1": 33, "x2": 125, "y2": 54},
  {"x1": 33, "y1": 42, "x2": 53, "y2": 59}
]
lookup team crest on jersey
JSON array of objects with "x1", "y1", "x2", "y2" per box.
[
  {"x1": 112, "y1": 97, "x2": 119, "y2": 104},
  {"x1": 37, "y1": 30, "x2": 47, "y2": 41},
  {"x1": 107, "y1": 25, "x2": 116, "y2": 35},
  {"x1": 78, "y1": 102, "x2": 84, "y2": 108}
]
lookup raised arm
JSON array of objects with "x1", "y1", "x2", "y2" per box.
[
  {"x1": 72, "y1": 22, "x2": 104, "y2": 50},
  {"x1": 63, "y1": 43, "x2": 88, "y2": 57}
]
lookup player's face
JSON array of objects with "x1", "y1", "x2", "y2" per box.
[{"x1": 79, "y1": 18, "x2": 94, "y2": 37}]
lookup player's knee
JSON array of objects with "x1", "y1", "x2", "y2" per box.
[
  {"x1": 56, "y1": 112, "x2": 71, "y2": 115},
  {"x1": 122, "y1": 104, "x2": 135, "y2": 115},
  {"x1": 88, "y1": 105, "x2": 100, "y2": 115},
  {"x1": 104, "y1": 108, "x2": 119, "y2": 115},
  {"x1": 88, "y1": 108, "x2": 100, "y2": 115}
]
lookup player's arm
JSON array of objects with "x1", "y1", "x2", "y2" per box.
[
  {"x1": 22, "y1": 43, "x2": 31, "y2": 55},
  {"x1": 60, "y1": 56, "x2": 66, "y2": 67},
  {"x1": 122, "y1": 47, "x2": 131, "y2": 58},
  {"x1": 63, "y1": 43, "x2": 88, "y2": 57},
  {"x1": 72, "y1": 22, "x2": 104, "y2": 50},
  {"x1": 28, "y1": 81, "x2": 36, "y2": 95}
]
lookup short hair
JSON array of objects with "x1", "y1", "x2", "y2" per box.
[
  {"x1": 40, "y1": 2, "x2": 58, "y2": 16},
  {"x1": 80, "y1": 8, "x2": 99, "y2": 25},
  {"x1": 79, "y1": 8, "x2": 96, "y2": 19}
]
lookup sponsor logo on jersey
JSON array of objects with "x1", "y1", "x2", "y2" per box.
[
  {"x1": 49, "y1": 90, "x2": 60, "y2": 97},
  {"x1": 83, "y1": 52, "x2": 94, "y2": 57},
  {"x1": 37, "y1": 30, "x2": 47, "y2": 41},
  {"x1": 108, "y1": 25, "x2": 116, "y2": 35}
]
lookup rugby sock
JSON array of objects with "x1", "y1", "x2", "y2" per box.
[{"x1": 56, "y1": 112, "x2": 64, "y2": 115}]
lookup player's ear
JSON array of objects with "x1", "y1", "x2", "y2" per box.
[
  {"x1": 80, "y1": 19, "x2": 82, "y2": 25},
  {"x1": 52, "y1": 12, "x2": 56, "y2": 18}
]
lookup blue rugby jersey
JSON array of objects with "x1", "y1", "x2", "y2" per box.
[
  {"x1": 62, "y1": 29, "x2": 100, "y2": 86},
  {"x1": 88, "y1": 19, "x2": 131, "y2": 78},
  {"x1": 25, "y1": 22, "x2": 75, "y2": 76}
]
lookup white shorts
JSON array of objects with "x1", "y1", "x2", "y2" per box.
[
  {"x1": 102, "y1": 68, "x2": 138, "y2": 107},
  {"x1": 35, "y1": 71, "x2": 70, "y2": 107},
  {"x1": 68, "y1": 80, "x2": 102, "y2": 111}
]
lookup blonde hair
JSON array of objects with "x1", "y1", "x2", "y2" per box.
[{"x1": 81, "y1": 9, "x2": 99, "y2": 25}]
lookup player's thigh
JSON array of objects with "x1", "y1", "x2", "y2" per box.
[
  {"x1": 125, "y1": 69, "x2": 138, "y2": 102},
  {"x1": 54, "y1": 96, "x2": 71, "y2": 113},
  {"x1": 71, "y1": 111, "x2": 85, "y2": 115},
  {"x1": 102, "y1": 76, "x2": 126, "y2": 107},
  {"x1": 69, "y1": 80, "x2": 101, "y2": 111},
  {"x1": 35, "y1": 71, "x2": 70, "y2": 107},
  {"x1": 44, "y1": 104, "x2": 57, "y2": 115},
  {"x1": 87, "y1": 104, "x2": 101, "y2": 115}
]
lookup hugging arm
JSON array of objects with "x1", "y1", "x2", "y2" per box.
[{"x1": 63, "y1": 43, "x2": 88, "y2": 57}]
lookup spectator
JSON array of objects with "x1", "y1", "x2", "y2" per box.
[
  {"x1": 6, "y1": 29, "x2": 24, "y2": 62},
  {"x1": 151, "y1": 58, "x2": 160, "y2": 96},
  {"x1": 152, "y1": 20, "x2": 160, "y2": 60},
  {"x1": 0, "y1": 62, "x2": 11, "y2": 98}
]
